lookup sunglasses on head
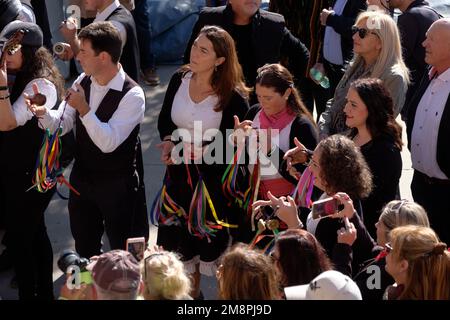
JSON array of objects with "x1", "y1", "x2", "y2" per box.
[{"x1": 351, "y1": 26, "x2": 377, "y2": 39}]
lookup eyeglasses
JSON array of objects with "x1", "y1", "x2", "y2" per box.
[
  {"x1": 385, "y1": 242, "x2": 393, "y2": 254},
  {"x1": 351, "y1": 26, "x2": 378, "y2": 39}
]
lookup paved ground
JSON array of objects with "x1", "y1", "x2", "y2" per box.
[{"x1": 0, "y1": 64, "x2": 414, "y2": 300}]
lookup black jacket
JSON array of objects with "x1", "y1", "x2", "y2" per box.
[
  {"x1": 321, "y1": 0, "x2": 367, "y2": 66},
  {"x1": 183, "y1": 4, "x2": 309, "y2": 87},
  {"x1": 406, "y1": 70, "x2": 450, "y2": 178}
]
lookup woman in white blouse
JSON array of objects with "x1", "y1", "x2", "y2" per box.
[
  {"x1": 156, "y1": 25, "x2": 250, "y2": 299},
  {"x1": 0, "y1": 21, "x2": 64, "y2": 300}
]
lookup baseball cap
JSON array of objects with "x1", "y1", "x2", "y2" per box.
[
  {"x1": 0, "y1": 20, "x2": 43, "y2": 48},
  {"x1": 90, "y1": 250, "x2": 141, "y2": 293},
  {"x1": 284, "y1": 270, "x2": 362, "y2": 300}
]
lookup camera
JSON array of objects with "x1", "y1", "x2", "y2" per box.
[
  {"x1": 57, "y1": 249, "x2": 90, "y2": 274},
  {"x1": 53, "y1": 42, "x2": 66, "y2": 56}
]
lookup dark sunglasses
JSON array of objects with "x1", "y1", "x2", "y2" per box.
[{"x1": 351, "y1": 26, "x2": 378, "y2": 39}]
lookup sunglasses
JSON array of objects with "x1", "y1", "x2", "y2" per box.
[
  {"x1": 351, "y1": 26, "x2": 378, "y2": 39},
  {"x1": 143, "y1": 252, "x2": 165, "y2": 281}
]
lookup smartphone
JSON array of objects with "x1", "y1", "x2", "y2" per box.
[
  {"x1": 126, "y1": 237, "x2": 145, "y2": 261},
  {"x1": 312, "y1": 197, "x2": 339, "y2": 219}
]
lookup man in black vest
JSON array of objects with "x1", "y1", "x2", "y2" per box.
[
  {"x1": 184, "y1": 0, "x2": 310, "y2": 106},
  {"x1": 387, "y1": 0, "x2": 441, "y2": 122},
  {"x1": 31, "y1": 21, "x2": 148, "y2": 258},
  {"x1": 59, "y1": 0, "x2": 140, "y2": 82},
  {"x1": 406, "y1": 19, "x2": 450, "y2": 245}
]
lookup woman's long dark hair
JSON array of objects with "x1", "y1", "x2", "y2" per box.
[
  {"x1": 10, "y1": 45, "x2": 64, "y2": 104},
  {"x1": 181, "y1": 25, "x2": 250, "y2": 111},
  {"x1": 255, "y1": 63, "x2": 315, "y2": 125},
  {"x1": 350, "y1": 78, "x2": 403, "y2": 150},
  {"x1": 275, "y1": 229, "x2": 332, "y2": 287}
]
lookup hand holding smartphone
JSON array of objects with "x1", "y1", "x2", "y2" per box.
[
  {"x1": 312, "y1": 197, "x2": 340, "y2": 219},
  {"x1": 126, "y1": 237, "x2": 145, "y2": 261}
]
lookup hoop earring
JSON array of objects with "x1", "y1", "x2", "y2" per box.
[{"x1": 214, "y1": 65, "x2": 218, "y2": 72}]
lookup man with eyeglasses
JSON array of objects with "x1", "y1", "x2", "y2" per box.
[
  {"x1": 406, "y1": 18, "x2": 450, "y2": 245},
  {"x1": 386, "y1": 0, "x2": 442, "y2": 122}
]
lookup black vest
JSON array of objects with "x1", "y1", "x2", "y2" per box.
[
  {"x1": 106, "y1": 6, "x2": 140, "y2": 82},
  {"x1": 75, "y1": 74, "x2": 140, "y2": 176}
]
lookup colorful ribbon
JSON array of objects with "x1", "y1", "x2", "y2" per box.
[{"x1": 292, "y1": 166, "x2": 315, "y2": 208}]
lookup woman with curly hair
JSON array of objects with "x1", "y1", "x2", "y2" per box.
[
  {"x1": 343, "y1": 78, "x2": 402, "y2": 238},
  {"x1": 216, "y1": 243, "x2": 281, "y2": 300},
  {"x1": 0, "y1": 21, "x2": 64, "y2": 299},
  {"x1": 256, "y1": 135, "x2": 374, "y2": 274},
  {"x1": 384, "y1": 225, "x2": 450, "y2": 300}
]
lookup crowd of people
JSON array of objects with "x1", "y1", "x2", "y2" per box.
[{"x1": 0, "y1": 0, "x2": 449, "y2": 300}]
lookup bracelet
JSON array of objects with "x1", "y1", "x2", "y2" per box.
[
  {"x1": 0, "y1": 94, "x2": 10, "y2": 100},
  {"x1": 0, "y1": 86, "x2": 8, "y2": 91}
]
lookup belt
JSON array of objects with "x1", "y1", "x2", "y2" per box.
[{"x1": 416, "y1": 170, "x2": 450, "y2": 186}]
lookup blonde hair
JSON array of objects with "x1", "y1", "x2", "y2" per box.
[
  {"x1": 350, "y1": 11, "x2": 409, "y2": 83},
  {"x1": 389, "y1": 226, "x2": 450, "y2": 300},
  {"x1": 142, "y1": 251, "x2": 192, "y2": 300},
  {"x1": 218, "y1": 243, "x2": 280, "y2": 300},
  {"x1": 380, "y1": 200, "x2": 430, "y2": 242}
]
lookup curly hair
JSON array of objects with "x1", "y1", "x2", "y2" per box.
[
  {"x1": 317, "y1": 135, "x2": 373, "y2": 199},
  {"x1": 349, "y1": 78, "x2": 403, "y2": 150},
  {"x1": 10, "y1": 45, "x2": 64, "y2": 104}
]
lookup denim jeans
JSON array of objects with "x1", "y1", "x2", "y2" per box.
[{"x1": 132, "y1": 0, "x2": 156, "y2": 70}]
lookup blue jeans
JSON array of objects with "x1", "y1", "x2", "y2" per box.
[{"x1": 132, "y1": 0, "x2": 155, "y2": 70}]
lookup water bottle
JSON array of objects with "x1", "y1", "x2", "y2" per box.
[{"x1": 309, "y1": 67, "x2": 330, "y2": 89}]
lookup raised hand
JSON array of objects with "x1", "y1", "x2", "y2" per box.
[
  {"x1": 25, "y1": 83, "x2": 47, "y2": 117},
  {"x1": 283, "y1": 137, "x2": 309, "y2": 169},
  {"x1": 67, "y1": 84, "x2": 90, "y2": 116}
]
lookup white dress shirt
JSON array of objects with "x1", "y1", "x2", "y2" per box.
[
  {"x1": 12, "y1": 78, "x2": 58, "y2": 127},
  {"x1": 171, "y1": 72, "x2": 222, "y2": 145},
  {"x1": 411, "y1": 68, "x2": 450, "y2": 179},
  {"x1": 323, "y1": 0, "x2": 348, "y2": 65},
  {"x1": 94, "y1": 0, "x2": 127, "y2": 48},
  {"x1": 40, "y1": 67, "x2": 145, "y2": 153}
]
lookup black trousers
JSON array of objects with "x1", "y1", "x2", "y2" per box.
[
  {"x1": 68, "y1": 166, "x2": 149, "y2": 259},
  {"x1": 3, "y1": 175, "x2": 54, "y2": 300},
  {"x1": 412, "y1": 170, "x2": 450, "y2": 245}
]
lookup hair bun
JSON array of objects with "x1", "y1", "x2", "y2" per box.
[{"x1": 432, "y1": 243, "x2": 447, "y2": 255}]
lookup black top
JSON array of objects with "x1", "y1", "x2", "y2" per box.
[
  {"x1": 75, "y1": 75, "x2": 140, "y2": 176},
  {"x1": 183, "y1": 4, "x2": 309, "y2": 87},
  {"x1": 106, "y1": 6, "x2": 140, "y2": 82},
  {"x1": 230, "y1": 23, "x2": 256, "y2": 86},
  {"x1": 358, "y1": 134, "x2": 402, "y2": 237}
]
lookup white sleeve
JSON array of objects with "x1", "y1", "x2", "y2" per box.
[
  {"x1": 39, "y1": 74, "x2": 86, "y2": 135},
  {"x1": 12, "y1": 79, "x2": 57, "y2": 127},
  {"x1": 79, "y1": 85, "x2": 145, "y2": 153}
]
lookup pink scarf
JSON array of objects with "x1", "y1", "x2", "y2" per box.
[{"x1": 259, "y1": 108, "x2": 296, "y2": 130}]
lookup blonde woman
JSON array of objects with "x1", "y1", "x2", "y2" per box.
[
  {"x1": 318, "y1": 10, "x2": 409, "y2": 137},
  {"x1": 384, "y1": 225, "x2": 450, "y2": 300},
  {"x1": 142, "y1": 249, "x2": 192, "y2": 300},
  {"x1": 216, "y1": 243, "x2": 281, "y2": 300}
]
